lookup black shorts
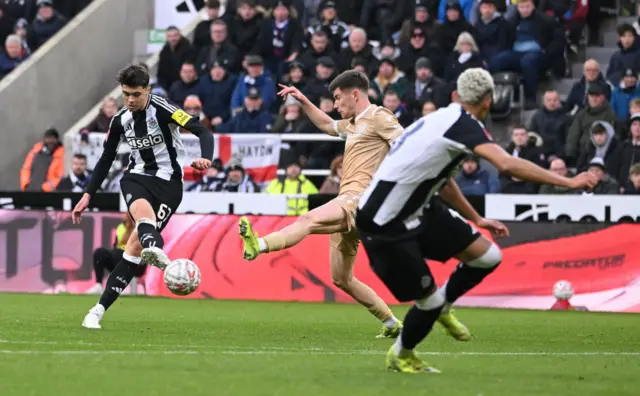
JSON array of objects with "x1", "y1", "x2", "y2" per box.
[
  {"x1": 359, "y1": 200, "x2": 480, "y2": 302},
  {"x1": 120, "y1": 173, "x2": 183, "y2": 232}
]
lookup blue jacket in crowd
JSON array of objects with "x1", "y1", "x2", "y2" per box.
[
  {"x1": 230, "y1": 72, "x2": 276, "y2": 113},
  {"x1": 217, "y1": 109, "x2": 274, "y2": 133},
  {"x1": 607, "y1": 39, "x2": 640, "y2": 86},
  {"x1": 438, "y1": 0, "x2": 473, "y2": 24},
  {"x1": 610, "y1": 84, "x2": 640, "y2": 120},
  {"x1": 474, "y1": 12, "x2": 511, "y2": 62},
  {"x1": 454, "y1": 165, "x2": 501, "y2": 196},
  {"x1": 197, "y1": 73, "x2": 238, "y2": 122},
  {"x1": 0, "y1": 52, "x2": 28, "y2": 78}
]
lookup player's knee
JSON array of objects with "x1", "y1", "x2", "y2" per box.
[
  {"x1": 415, "y1": 288, "x2": 446, "y2": 311},
  {"x1": 467, "y1": 243, "x2": 502, "y2": 269}
]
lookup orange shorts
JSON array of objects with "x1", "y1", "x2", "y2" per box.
[{"x1": 329, "y1": 192, "x2": 361, "y2": 256}]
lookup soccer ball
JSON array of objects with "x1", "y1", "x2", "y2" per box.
[
  {"x1": 163, "y1": 259, "x2": 201, "y2": 296},
  {"x1": 553, "y1": 280, "x2": 574, "y2": 301}
]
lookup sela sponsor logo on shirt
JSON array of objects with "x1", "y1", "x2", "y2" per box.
[{"x1": 127, "y1": 133, "x2": 165, "y2": 150}]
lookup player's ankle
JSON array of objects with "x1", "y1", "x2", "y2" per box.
[
  {"x1": 393, "y1": 338, "x2": 412, "y2": 357},
  {"x1": 258, "y1": 238, "x2": 268, "y2": 253},
  {"x1": 383, "y1": 315, "x2": 399, "y2": 328}
]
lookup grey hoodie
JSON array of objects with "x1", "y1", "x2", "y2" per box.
[{"x1": 590, "y1": 120, "x2": 615, "y2": 160}]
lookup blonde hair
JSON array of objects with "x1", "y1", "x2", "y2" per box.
[
  {"x1": 454, "y1": 32, "x2": 479, "y2": 52},
  {"x1": 456, "y1": 68, "x2": 495, "y2": 105}
]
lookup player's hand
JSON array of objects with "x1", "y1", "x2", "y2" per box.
[
  {"x1": 191, "y1": 158, "x2": 212, "y2": 171},
  {"x1": 567, "y1": 172, "x2": 598, "y2": 190},
  {"x1": 72, "y1": 193, "x2": 91, "y2": 224},
  {"x1": 476, "y1": 218, "x2": 510, "y2": 238},
  {"x1": 277, "y1": 84, "x2": 307, "y2": 102}
]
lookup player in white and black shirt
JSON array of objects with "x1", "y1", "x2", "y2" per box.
[
  {"x1": 357, "y1": 69, "x2": 598, "y2": 373},
  {"x1": 73, "y1": 64, "x2": 214, "y2": 329}
]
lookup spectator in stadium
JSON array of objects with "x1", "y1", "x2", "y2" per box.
[
  {"x1": 265, "y1": 160, "x2": 318, "y2": 215},
  {"x1": 402, "y1": 57, "x2": 448, "y2": 117},
  {"x1": 0, "y1": 34, "x2": 28, "y2": 79},
  {"x1": 20, "y1": 128, "x2": 64, "y2": 192},
  {"x1": 422, "y1": 100, "x2": 437, "y2": 116},
  {"x1": 455, "y1": 155, "x2": 500, "y2": 195},
  {"x1": 489, "y1": 0, "x2": 564, "y2": 109},
  {"x1": 198, "y1": 61, "x2": 237, "y2": 128},
  {"x1": 29, "y1": 0, "x2": 66, "y2": 51},
  {"x1": 56, "y1": 153, "x2": 91, "y2": 192},
  {"x1": 157, "y1": 26, "x2": 194, "y2": 92},
  {"x1": 337, "y1": 28, "x2": 378, "y2": 77},
  {"x1": 231, "y1": 55, "x2": 276, "y2": 114},
  {"x1": 398, "y1": 0, "x2": 440, "y2": 46},
  {"x1": 474, "y1": 0, "x2": 511, "y2": 63},
  {"x1": 577, "y1": 157, "x2": 619, "y2": 195},
  {"x1": 273, "y1": 95, "x2": 305, "y2": 133},
  {"x1": 565, "y1": 83, "x2": 618, "y2": 164},
  {"x1": 254, "y1": 0, "x2": 304, "y2": 78},
  {"x1": 360, "y1": 0, "x2": 410, "y2": 42},
  {"x1": 396, "y1": 25, "x2": 439, "y2": 79},
  {"x1": 3, "y1": 0, "x2": 36, "y2": 22},
  {"x1": 624, "y1": 163, "x2": 640, "y2": 194},
  {"x1": 618, "y1": 98, "x2": 640, "y2": 138},
  {"x1": 81, "y1": 97, "x2": 119, "y2": 133},
  {"x1": 319, "y1": 154, "x2": 342, "y2": 194},
  {"x1": 576, "y1": 121, "x2": 620, "y2": 175},
  {"x1": 284, "y1": 60, "x2": 306, "y2": 88},
  {"x1": 0, "y1": 4, "x2": 16, "y2": 49},
  {"x1": 294, "y1": 95, "x2": 342, "y2": 168},
  {"x1": 444, "y1": 32, "x2": 484, "y2": 84},
  {"x1": 193, "y1": 0, "x2": 221, "y2": 53},
  {"x1": 500, "y1": 127, "x2": 547, "y2": 194},
  {"x1": 437, "y1": 0, "x2": 475, "y2": 56},
  {"x1": 539, "y1": 158, "x2": 575, "y2": 194},
  {"x1": 373, "y1": 39, "x2": 402, "y2": 63},
  {"x1": 611, "y1": 68, "x2": 640, "y2": 121},
  {"x1": 219, "y1": 163, "x2": 259, "y2": 192},
  {"x1": 614, "y1": 113, "x2": 640, "y2": 191},
  {"x1": 528, "y1": 90, "x2": 571, "y2": 159},
  {"x1": 196, "y1": 20, "x2": 241, "y2": 76},
  {"x1": 168, "y1": 62, "x2": 199, "y2": 107},
  {"x1": 469, "y1": 0, "x2": 517, "y2": 26},
  {"x1": 606, "y1": 24, "x2": 640, "y2": 87},
  {"x1": 306, "y1": 1, "x2": 349, "y2": 51},
  {"x1": 328, "y1": 0, "x2": 364, "y2": 27},
  {"x1": 564, "y1": 59, "x2": 613, "y2": 114},
  {"x1": 302, "y1": 56, "x2": 336, "y2": 104},
  {"x1": 229, "y1": 0, "x2": 265, "y2": 56},
  {"x1": 14, "y1": 18, "x2": 30, "y2": 55},
  {"x1": 218, "y1": 87, "x2": 273, "y2": 133},
  {"x1": 439, "y1": 0, "x2": 473, "y2": 22},
  {"x1": 370, "y1": 58, "x2": 409, "y2": 104},
  {"x1": 300, "y1": 30, "x2": 337, "y2": 73},
  {"x1": 51, "y1": 0, "x2": 92, "y2": 20},
  {"x1": 382, "y1": 90, "x2": 413, "y2": 127},
  {"x1": 187, "y1": 159, "x2": 225, "y2": 192},
  {"x1": 181, "y1": 95, "x2": 211, "y2": 130}
]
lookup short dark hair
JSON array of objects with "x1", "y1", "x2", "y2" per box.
[
  {"x1": 73, "y1": 153, "x2": 87, "y2": 161},
  {"x1": 166, "y1": 25, "x2": 179, "y2": 32},
  {"x1": 207, "y1": 0, "x2": 221, "y2": 8},
  {"x1": 328, "y1": 70, "x2": 370, "y2": 94},
  {"x1": 312, "y1": 30, "x2": 328, "y2": 38},
  {"x1": 43, "y1": 128, "x2": 59, "y2": 139},
  {"x1": 617, "y1": 23, "x2": 636, "y2": 36},
  {"x1": 116, "y1": 64, "x2": 150, "y2": 88},
  {"x1": 212, "y1": 19, "x2": 227, "y2": 29},
  {"x1": 384, "y1": 90, "x2": 399, "y2": 99}
]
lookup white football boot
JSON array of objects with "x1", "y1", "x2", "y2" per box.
[
  {"x1": 82, "y1": 304, "x2": 105, "y2": 329},
  {"x1": 141, "y1": 246, "x2": 170, "y2": 270}
]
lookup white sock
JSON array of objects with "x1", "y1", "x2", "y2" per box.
[
  {"x1": 383, "y1": 315, "x2": 399, "y2": 328},
  {"x1": 393, "y1": 337, "x2": 411, "y2": 357},
  {"x1": 92, "y1": 304, "x2": 105, "y2": 316},
  {"x1": 438, "y1": 283, "x2": 451, "y2": 312},
  {"x1": 258, "y1": 238, "x2": 267, "y2": 253}
]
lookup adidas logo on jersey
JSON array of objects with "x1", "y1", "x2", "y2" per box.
[{"x1": 127, "y1": 134, "x2": 165, "y2": 150}]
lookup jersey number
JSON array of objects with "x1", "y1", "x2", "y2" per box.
[
  {"x1": 389, "y1": 119, "x2": 424, "y2": 155},
  {"x1": 157, "y1": 204, "x2": 172, "y2": 227}
]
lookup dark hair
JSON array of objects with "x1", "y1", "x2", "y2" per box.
[
  {"x1": 617, "y1": 23, "x2": 636, "y2": 36},
  {"x1": 116, "y1": 64, "x2": 150, "y2": 88},
  {"x1": 212, "y1": 19, "x2": 227, "y2": 28},
  {"x1": 166, "y1": 25, "x2": 179, "y2": 32},
  {"x1": 630, "y1": 163, "x2": 640, "y2": 176},
  {"x1": 312, "y1": 30, "x2": 328, "y2": 38},
  {"x1": 207, "y1": 0, "x2": 221, "y2": 8},
  {"x1": 384, "y1": 90, "x2": 399, "y2": 98},
  {"x1": 328, "y1": 70, "x2": 370, "y2": 94},
  {"x1": 73, "y1": 153, "x2": 87, "y2": 161},
  {"x1": 43, "y1": 128, "x2": 59, "y2": 139}
]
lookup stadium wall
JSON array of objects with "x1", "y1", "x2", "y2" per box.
[
  {"x1": 0, "y1": 0, "x2": 155, "y2": 190},
  {"x1": 0, "y1": 210, "x2": 639, "y2": 313}
]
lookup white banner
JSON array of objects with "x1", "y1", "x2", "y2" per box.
[{"x1": 485, "y1": 194, "x2": 640, "y2": 223}]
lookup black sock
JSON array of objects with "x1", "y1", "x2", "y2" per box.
[
  {"x1": 98, "y1": 257, "x2": 138, "y2": 310},
  {"x1": 92, "y1": 249, "x2": 108, "y2": 284},
  {"x1": 137, "y1": 222, "x2": 164, "y2": 249},
  {"x1": 444, "y1": 263, "x2": 497, "y2": 304},
  {"x1": 400, "y1": 304, "x2": 443, "y2": 350}
]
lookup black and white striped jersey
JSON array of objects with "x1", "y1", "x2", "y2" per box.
[
  {"x1": 86, "y1": 94, "x2": 214, "y2": 196},
  {"x1": 357, "y1": 103, "x2": 494, "y2": 235}
]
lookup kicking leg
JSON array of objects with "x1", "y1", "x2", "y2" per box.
[
  {"x1": 129, "y1": 199, "x2": 169, "y2": 270},
  {"x1": 239, "y1": 199, "x2": 348, "y2": 260}
]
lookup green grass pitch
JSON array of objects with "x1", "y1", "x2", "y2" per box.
[{"x1": 0, "y1": 293, "x2": 638, "y2": 396}]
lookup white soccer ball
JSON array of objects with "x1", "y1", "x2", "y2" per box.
[
  {"x1": 553, "y1": 280, "x2": 574, "y2": 301},
  {"x1": 164, "y1": 259, "x2": 201, "y2": 296}
]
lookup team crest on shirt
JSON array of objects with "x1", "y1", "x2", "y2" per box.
[{"x1": 147, "y1": 118, "x2": 159, "y2": 130}]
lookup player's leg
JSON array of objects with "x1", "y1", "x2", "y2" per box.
[
  {"x1": 86, "y1": 247, "x2": 112, "y2": 294},
  {"x1": 329, "y1": 232, "x2": 401, "y2": 338},
  {"x1": 361, "y1": 233, "x2": 443, "y2": 373},
  {"x1": 239, "y1": 198, "x2": 348, "y2": 260}
]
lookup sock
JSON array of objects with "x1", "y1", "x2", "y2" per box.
[
  {"x1": 137, "y1": 220, "x2": 164, "y2": 249},
  {"x1": 262, "y1": 232, "x2": 286, "y2": 252},
  {"x1": 383, "y1": 315, "x2": 399, "y2": 328},
  {"x1": 399, "y1": 304, "x2": 444, "y2": 352},
  {"x1": 98, "y1": 254, "x2": 142, "y2": 310},
  {"x1": 93, "y1": 249, "x2": 107, "y2": 284},
  {"x1": 258, "y1": 238, "x2": 268, "y2": 252},
  {"x1": 444, "y1": 263, "x2": 495, "y2": 304}
]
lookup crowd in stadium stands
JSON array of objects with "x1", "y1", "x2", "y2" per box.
[
  {"x1": 0, "y1": 0, "x2": 92, "y2": 79},
  {"x1": 16, "y1": 0, "x2": 640, "y2": 200}
]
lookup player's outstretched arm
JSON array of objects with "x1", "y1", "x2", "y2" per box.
[
  {"x1": 474, "y1": 143, "x2": 598, "y2": 190},
  {"x1": 277, "y1": 84, "x2": 338, "y2": 136},
  {"x1": 182, "y1": 117, "x2": 214, "y2": 170}
]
